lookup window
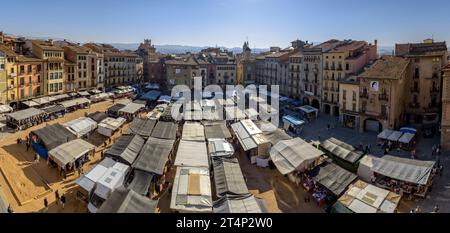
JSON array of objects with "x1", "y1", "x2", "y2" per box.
[
  {"x1": 28, "y1": 65, "x2": 32, "y2": 73},
  {"x1": 352, "y1": 103, "x2": 356, "y2": 112},
  {"x1": 20, "y1": 77, "x2": 24, "y2": 86},
  {"x1": 352, "y1": 91, "x2": 356, "y2": 101},
  {"x1": 346, "y1": 63, "x2": 349, "y2": 70},
  {"x1": 343, "y1": 90, "x2": 347, "y2": 100}
]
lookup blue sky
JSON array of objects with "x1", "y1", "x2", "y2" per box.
[{"x1": 0, "y1": 0, "x2": 449, "y2": 48}]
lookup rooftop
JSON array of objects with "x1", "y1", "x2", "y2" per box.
[
  {"x1": 359, "y1": 56, "x2": 410, "y2": 80},
  {"x1": 31, "y1": 40, "x2": 64, "y2": 51},
  {"x1": 165, "y1": 56, "x2": 198, "y2": 66}
]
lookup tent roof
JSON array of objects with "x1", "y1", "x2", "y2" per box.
[
  {"x1": 51, "y1": 94, "x2": 70, "y2": 100},
  {"x1": 387, "y1": 131, "x2": 403, "y2": 142},
  {"x1": 119, "y1": 102, "x2": 145, "y2": 114},
  {"x1": 0, "y1": 104, "x2": 13, "y2": 114},
  {"x1": 98, "y1": 188, "x2": 158, "y2": 213},
  {"x1": 270, "y1": 138, "x2": 324, "y2": 175},
  {"x1": 312, "y1": 163, "x2": 357, "y2": 196},
  {"x1": 127, "y1": 170, "x2": 154, "y2": 196},
  {"x1": 151, "y1": 121, "x2": 178, "y2": 140},
  {"x1": 132, "y1": 137, "x2": 175, "y2": 175},
  {"x1": 78, "y1": 91, "x2": 90, "y2": 96},
  {"x1": 231, "y1": 121, "x2": 268, "y2": 151},
  {"x1": 170, "y1": 167, "x2": 212, "y2": 212},
  {"x1": 87, "y1": 111, "x2": 108, "y2": 123},
  {"x1": 63, "y1": 117, "x2": 97, "y2": 136},
  {"x1": 208, "y1": 138, "x2": 234, "y2": 157},
  {"x1": 398, "y1": 133, "x2": 415, "y2": 144},
  {"x1": 60, "y1": 97, "x2": 91, "y2": 108},
  {"x1": 213, "y1": 158, "x2": 249, "y2": 196},
  {"x1": 213, "y1": 194, "x2": 263, "y2": 213},
  {"x1": 175, "y1": 140, "x2": 209, "y2": 168},
  {"x1": 128, "y1": 118, "x2": 157, "y2": 137},
  {"x1": 32, "y1": 123, "x2": 77, "y2": 150},
  {"x1": 40, "y1": 104, "x2": 65, "y2": 114},
  {"x1": 22, "y1": 100, "x2": 39, "y2": 107},
  {"x1": 140, "y1": 90, "x2": 162, "y2": 101},
  {"x1": 108, "y1": 103, "x2": 126, "y2": 113},
  {"x1": 105, "y1": 134, "x2": 145, "y2": 165},
  {"x1": 224, "y1": 106, "x2": 246, "y2": 120},
  {"x1": 7, "y1": 107, "x2": 45, "y2": 121},
  {"x1": 158, "y1": 95, "x2": 172, "y2": 103},
  {"x1": 256, "y1": 121, "x2": 292, "y2": 145},
  {"x1": 282, "y1": 115, "x2": 305, "y2": 127},
  {"x1": 321, "y1": 137, "x2": 364, "y2": 164},
  {"x1": 377, "y1": 129, "x2": 394, "y2": 140},
  {"x1": 371, "y1": 155, "x2": 435, "y2": 185},
  {"x1": 49, "y1": 139, "x2": 95, "y2": 167},
  {"x1": 182, "y1": 122, "x2": 205, "y2": 141},
  {"x1": 204, "y1": 122, "x2": 231, "y2": 139},
  {"x1": 98, "y1": 117, "x2": 126, "y2": 130}
]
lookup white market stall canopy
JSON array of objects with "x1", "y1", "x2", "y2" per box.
[
  {"x1": 231, "y1": 119, "x2": 268, "y2": 151},
  {"x1": 119, "y1": 102, "x2": 145, "y2": 114},
  {"x1": 321, "y1": 137, "x2": 364, "y2": 164},
  {"x1": 225, "y1": 106, "x2": 246, "y2": 120},
  {"x1": 22, "y1": 100, "x2": 39, "y2": 107},
  {"x1": 32, "y1": 96, "x2": 56, "y2": 105},
  {"x1": 49, "y1": 139, "x2": 95, "y2": 167},
  {"x1": 175, "y1": 140, "x2": 209, "y2": 168},
  {"x1": 98, "y1": 117, "x2": 126, "y2": 137},
  {"x1": 6, "y1": 107, "x2": 45, "y2": 121},
  {"x1": 208, "y1": 138, "x2": 234, "y2": 157},
  {"x1": 398, "y1": 133, "x2": 415, "y2": 144},
  {"x1": 170, "y1": 167, "x2": 212, "y2": 213},
  {"x1": 270, "y1": 137, "x2": 324, "y2": 175},
  {"x1": 60, "y1": 97, "x2": 91, "y2": 109},
  {"x1": 78, "y1": 91, "x2": 91, "y2": 96},
  {"x1": 63, "y1": 117, "x2": 98, "y2": 138},
  {"x1": 0, "y1": 104, "x2": 13, "y2": 114},
  {"x1": 377, "y1": 129, "x2": 394, "y2": 140},
  {"x1": 371, "y1": 155, "x2": 435, "y2": 185},
  {"x1": 213, "y1": 194, "x2": 263, "y2": 213},
  {"x1": 337, "y1": 180, "x2": 401, "y2": 213},
  {"x1": 182, "y1": 121, "x2": 205, "y2": 141},
  {"x1": 312, "y1": 163, "x2": 358, "y2": 196},
  {"x1": 387, "y1": 131, "x2": 403, "y2": 142},
  {"x1": 51, "y1": 94, "x2": 70, "y2": 101}
]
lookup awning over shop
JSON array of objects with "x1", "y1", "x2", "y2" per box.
[
  {"x1": 48, "y1": 139, "x2": 94, "y2": 167},
  {"x1": 175, "y1": 140, "x2": 209, "y2": 168},
  {"x1": 60, "y1": 97, "x2": 91, "y2": 109},
  {"x1": 98, "y1": 188, "x2": 158, "y2": 213},
  {"x1": 32, "y1": 123, "x2": 77, "y2": 150},
  {"x1": 170, "y1": 167, "x2": 212, "y2": 213},
  {"x1": 128, "y1": 118, "x2": 156, "y2": 137},
  {"x1": 151, "y1": 121, "x2": 178, "y2": 140},
  {"x1": 270, "y1": 137, "x2": 324, "y2": 175},
  {"x1": 336, "y1": 180, "x2": 401, "y2": 213},
  {"x1": 63, "y1": 117, "x2": 98, "y2": 138},
  {"x1": 213, "y1": 194, "x2": 263, "y2": 213},
  {"x1": 105, "y1": 134, "x2": 145, "y2": 165},
  {"x1": 119, "y1": 102, "x2": 145, "y2": 114},
  {"x1": 321, "y1": 137, "x2": 364, "y2": 164},
  {"x1": 213, "y1": 158, "x2": 248, "y2": 196},
  {"x1": 312, "y1": 163, "x2": 358, "y2": 196},
  {"x1": 132, "y1": 137, "x2": 175, "y2": 175},
  {"x1": 371, "y1": 155, "x2": 435, "y2": 185},
  {"x1": 203, "y1": 121, "x2": 231, "y2": 139},
  {"x1": 182, "y1": 122, "x2": 205, "y2": 141},
  {"x1": 6, "y1": 107, "x2": 45, "y2": 121}
]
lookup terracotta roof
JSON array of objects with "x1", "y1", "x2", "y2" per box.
[
  {"x1": 359, "y1": 56, "x2": 410, "y2": 80},
  {"x1": 332, "y1": 40, "x2": 367, "y2": 52},
  {"x1": 31, "y1": 40, "x2": 64, "y2": 51},
  {"x1": 0, "y1": 44, "x2": 17, "y2": 56},
  {"x1": 17, "y1": 55, "x2": 42, "y2": 63},
  {"x1": 165, "y1": 57, "x2": 198, "y2": 66},
  {"x1": 65, "y1": 44, "x2": 91, "y2": 54},
  {"x1": 442, "y1": 63, "x2": 450, "y2": 71},
  {"x1": 407, "y1": 42, "x2": 447, "y2": 56}
]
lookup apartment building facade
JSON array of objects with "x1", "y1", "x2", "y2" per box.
[
  {"x1": 165, "y1": 56, "x2": 199, "y2": 89},
  {"x1": 339, "y1": 76, "x2": 360, "y2": 130},
  {"x1": 442, "y1": 64, "x2": 450, "y2": 150}
]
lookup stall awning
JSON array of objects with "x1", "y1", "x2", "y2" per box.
[
  {"x1": 105, "y1": 134, "x2": 145, "y2": 165},
  {"x1": 87, "y1": 111, "x2": 108, "y2": 123},
  {"x1": 98, "y1": 117, "x2": 126, "y2": 131},
  {"x1": 398, "y1": 133, "x2": 415, "y2": 144},
  {"x1": 40, "y1": 104, "x2": 65, "y2": 114},
  {"x1": 52, "y1": 94, "x2": 70, "y2": 101},
  {"x1": 204, "y1": 121, "x2": 231, "y2": 139},
  {"x1": 182, "y1": 122, "x2": 205, "y2": 141},
  {"x1": 170, "y1": 167, "x2": 212, "y2": 212},
  {"x1": 128, "y1": 118, "x2": 157, "y2": 137},
  {"x1": 78, "y1": 91, "x2": 90, "y2": 96},
  {"x1": 282, "y1": 115, "x2": 305, "y2": 127},
  {"x1": 7, "y1": 107, "x2": 45, "y2": 121},
  {"x1": 224, "y1": 106, "x2": 246, "y2": 120},
  {"x1": 231, "y1": 120, "x2": 268, "y2": 151},
  {"x1": 270, "y1": 138, "x2": 324, "y2": 175},
  {"x1": 32, "y1": 123, "x2": 77, "y2": 150},
  {"x1": 312, "y1": 163, "x2": 358, "y2": 196},
  {"x1": 213, "y1": 158, "x2": 249, "y2": 196},
  {"x1": 0, "y1": 104, "x2": 13, "y2": 114},
  {"x1": 175, "y1": 140, "x2": 209, "y2": 168},
  {"x1": 33, "y1": 96, "x2": 56, "y2": 105},
  {"x1": 387, "y1": 131, "x2": 403, "y2": 142},
  {"x1": 63, "y1": 117, "x2": 98, "y2": 138},
  {"x1": 108, "y1": 103, "x2": 126, "y2": 113},
  {"x1": 119, "y1": 102, "x2": 145, "y2": 114},
  {"x1": 140, "y1": 90, "x2": 162, "y2": 101},
  {"x1": 151, "y1": 121, "x2": 178, "y2": 140},
  {"x1": 377, "y1": 129, "x2": 394, "y2": 140},
  {"x1": 371, "y1": 155, "x2": 435, "y2": 185},
  {"x1": 321, "y1": 137, "x2": 364, "y2": 164},
  {"x1": 158, "y1": 95, "x2": 172, "y2": 103},
  {"x1": 127, "y1": 170, "x2": 154, "y2": 196},
  {"x1": 256, "y1": 121, "x2": 292, "y2": 145},
  {"x1": 132, "y1": 137, "x2": 175, "y2": 175},
  {"x1": 98, "y1": 188, "x2": 158, "y2": 213},
  {"x1": 298, "y1": 105, "x2": 318, "y2": 114},
  {"x1": 49, "y1": 139, "x2": 94, "y2": 167},
  {"x1": 60, "y1": 97, "x2": 91, "y2": 109},
  {"x1": 208, "y1": 138, "x2": 234, "y2": 157},
  {"x1": 399, "y1": 127, "x2": 417, "y2": 134},
  {"x1": 213, "y1": 194, "x2": 263, "y2": 213},
  {"x1": 22, "y1": 100, "x2": 39, "y2": 107}
]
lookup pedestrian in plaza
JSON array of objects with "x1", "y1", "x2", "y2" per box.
[
  {"x1": 436, "y1": 146, "x2": 440, "y2": 156},
  {"x1": 327, "y1": 124, "x2": 330, "y2": 131},
  {"x1": 34, "y1": 153, "x2": 39, "y2": 163},
  {"x1": 55, "y1": 190, "x2": 60, "y2": 205},
  {"x1": 7, "y1": 205, "x2": 14, "y2": 213},
  {"x1": 414, "y1": 206, "x2": 420, "y2": 213},
  {"x1": 439, "y1": 165, "x2": 443, "y2": 177},
  {"x1": 26, "y1": 141, "x2": 30, "y2": 151},
  {"x1": 433, "y1": 205, "x2": 439, "y2": 213},
  {"x1": 43, "y1": 198, "x2": 48, "y2": 212},
  {"x1": 60, "y1": 194, "x2": 66, "y2": 209}
]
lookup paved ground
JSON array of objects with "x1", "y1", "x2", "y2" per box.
[{"x1": 297, "y1": 113, "x2": 450, "y2": 213}]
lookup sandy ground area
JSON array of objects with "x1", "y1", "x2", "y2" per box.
[{"x1": 0, "y1": 100, "x2": 119, "y2": 213}]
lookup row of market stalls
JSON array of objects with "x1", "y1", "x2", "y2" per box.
[{"x1": 377, "y1": 127, "x2": 418, "y2": 150}]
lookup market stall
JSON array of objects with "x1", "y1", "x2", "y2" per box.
[
  {"x1": 270, "y1": 137, "x2": 324, "y2": 175},
  {"x1": 21, "y1": 100, "x2": 39, "y2": 108},
  {"x1": 213, "y1": 194, "x2": 264, "y2": 213},
  {"x1": 398, "y1": 133, "x2": 416, "y2": 150},
  {"x1": 151, "y1": 121, "x2": 178, "y2": 140},
  {"x1": 356, "y1": 155, "x2": 375, "y2": 183},
  {"x1": 126, "y1": 170, "x2": 154, "y2": 197},
  {"x1": 212, "y1": 158, "x2": 249, "y2": 197},
  {"x1": 105, "y1": 134, "x2": 145, "y2": 165},
  {"x1": 6, "y1": 107, "x2": 45, "y2": 130},
  {"x1": 107, "y1": 103, "x2": 126, "y2": 118},
  {"x1": 371, "y1": 155, "x2": 436, "y2": 198},
  {"x1": 60, "y1": 97, "x2": 91, "y2": 112},
  {"x1": 331, "y1": 180, "x2": 401, "y2": 213},
  {"x1": 208, "y1": 138, "x2": 234, "y2": 158},
  {"x1": 40, "y1": 104, "x2": 65, "y2": 120},
  {"x1": 90, "y1": 93, "x2": 110, "y2": 103},
  {"x1": 139, "y1": 90, "x2": 162, "y2": 102},
  {"x1": 225, "y1": 106, "x2": 246, "y2": 122},
  {"x1": 170, "y1": 166, "x2": 212, "y2": 213},
  {"x1": 128, "y1": 118, "x2": 157, "y2": 138},
  {"x1": 377, "y1": 129, "x2": 394, "y2": 141},
  {"x1": 118, "y1": 102, "x2": 146, "y2": 121},
  {"x1": 48, "y1": 139, "x2": 95, "y2": 171},
  {"x1": 98, "y1": 187, "x2": 158, "y2": 213},
  {"x1": 97, "y1": 117, "x2": 126, "y2": 137},
  {"x1": 320, "y1": 137, "x2": 364, "y2": 172},
  {"x1": 182, "y1": 121, "x2": 205, "y2": 141},
  {"x1": 132, "y1": 137, "x2": 175, "y2": 175},
  {"x1": 231, "y1": 119, "x2": 270, "y2": 161},
  {"x1": 31, "y1": 123, "x2": 77, "y2": 158},
  {"x1": 87, "y1": 111, "x2": 108, "y2": 123},
  {"x1": 256, "y1": 121, "x2": 292, "y2": 145},
  {"x1": 175, "y1": 140, "x2": 209, "y2": 168},
  {"x1": 282, "y1": 115, "x2": 305, "y2": 135},
  {"x1": 203, "y1": 121, "x2": 231, "y2": 139},
  {"x1": 0, "y1": 104, "x2": 13, "y2": 116},
  {"x1": 51, "y1": 94, "x2": 70, "y2": 102},
  {"x1": 295, "y1": 105, "x2": 319, "y2": 121},
  {"x1": 63, "y1": 117, "x2": 98, "y2": 138}
]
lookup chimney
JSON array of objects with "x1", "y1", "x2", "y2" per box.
[{"x1": 374, "y1": 39, "x2": 378, "y2": 46}]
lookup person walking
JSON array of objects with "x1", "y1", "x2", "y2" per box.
[
  {"x1": 26, "y1": 140, "x2": 30, "y2": 151},
  {"x1": 43, "y1": 198, "x2": 48, "y2": 213},
  {"x1": 60, "y1": 194, "x2": 66, "y2": 209},
  {"x1": 34, "y1": 154, "x2": 39, "y2": 163},
  {"x1": 7, "y1": 205, "x2": 14, "y2": 213},
  {"x1": 55, "y1": 190, "x2": 60, "y2": 205},
  {"x1": 433, "y1": 204, "x2": 440, "y2": 213}
]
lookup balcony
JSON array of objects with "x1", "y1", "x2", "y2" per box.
[
  {"x1": 378, "y1": 93, "x2": 389, "y2": 101},
  {"x1": 409, "y1": 102, "x2": 420, "y2": 109},
  {"x1": 360, "y1": 92, "x2": 369, "y2": 99},
  {"x1": 337, "y1": 66, "x2": 343, "y2": 71},
  {"x1": 410, "y1": 87, "x2": 420, "y2": 93}
]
